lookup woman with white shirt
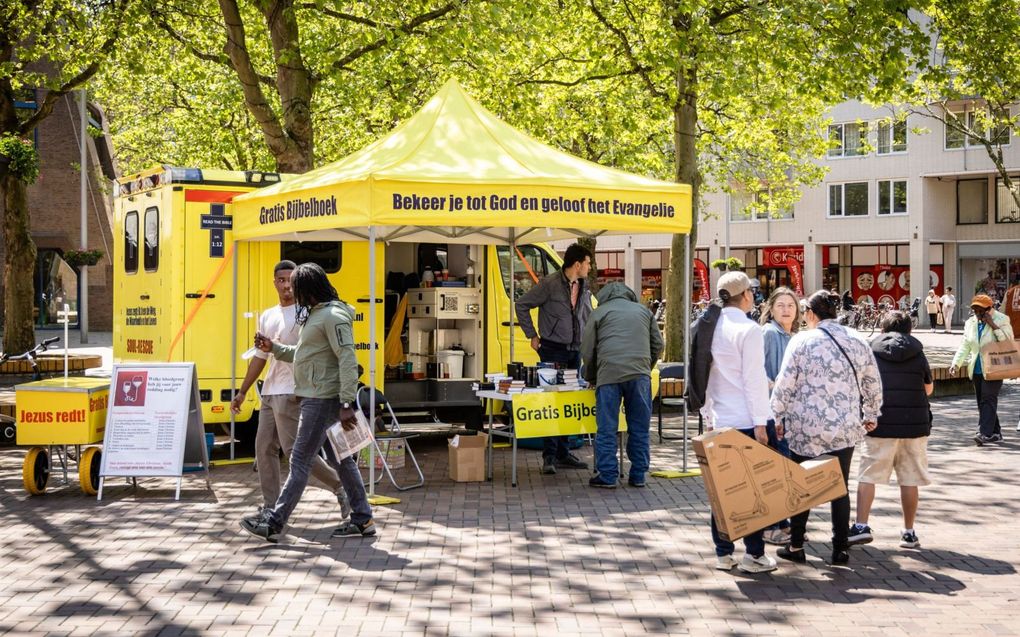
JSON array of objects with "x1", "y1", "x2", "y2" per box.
[{"x1": 771, "y1": 290, "x2": 883, "y2": 566}]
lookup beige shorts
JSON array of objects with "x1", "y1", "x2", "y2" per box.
[{"x1": 858, "y1": 437, "x2": 930, "y2": 486}]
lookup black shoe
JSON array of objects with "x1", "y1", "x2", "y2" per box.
[
  {"x1": 556, "y1": 453, "x2": 588, "y2": 469},
  {"x1": 776, "y1": 545, "x2": 806, "y2": 563},
  {"x1": 331, "y1": 519, "x2": 377, "y2": 538},
  {"x1": 975, "y1": 433, "x2": 995, "y2": 446},
  {"x1": 847, "y1": 523, "x2": 873, "y2": 546},
  {"x1": 829, "y1": 550, "x2": 850, "y2": 565},
  {"x1": 589, "y1": 475, "x2": 617, "y2": 489},
  {"x1": 989, "y1": 433, "x2": 1004, "y2": 443},
  {"x1": 628, "y1": 478, "x2": 646, "y2": 488},
  {"x1": 542, "y1": 458, "x2": 557, "y2": 475},
  {"x1": 239, "y1": 514, "x2": 281, "y2": 543}
]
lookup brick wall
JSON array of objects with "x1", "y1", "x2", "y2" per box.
[{"x1": 0, "y1": 92, "x2": 115, "y2": 331}]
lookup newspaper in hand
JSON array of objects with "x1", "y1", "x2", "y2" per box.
[{"x1": 326, "y1": 409, "x2": 374, "y2": 460}]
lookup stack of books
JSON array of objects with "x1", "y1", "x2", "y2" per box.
[
  {"x1": 556, "y1": 369, "x2": 582, "y2": 389},
  {"x1": 497, "y1": 378, "x2": 526, "y2": 394}
]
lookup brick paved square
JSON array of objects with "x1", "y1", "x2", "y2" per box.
[{"x1": 2, "y1": 386, "x2": 1019, "y2": 635}]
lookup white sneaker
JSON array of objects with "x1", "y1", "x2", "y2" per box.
[
  {"x1": 738, "y1": 553, "x2": 778, "y2": 574},
  {"x1": 763, "y1": 527, "x2": 792, "y2": 545},
  {"x1": 715, "y1": 554, "x2": 738, "y2": 570},
  {"x1": 1016, "y1": 418, "x2": 1020, "y2": 432}
]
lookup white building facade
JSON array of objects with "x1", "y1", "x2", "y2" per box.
[{"x1": 576, "y1": 99, "x2": 1020, "y2": 325}]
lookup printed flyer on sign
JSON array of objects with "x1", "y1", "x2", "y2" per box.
[{"x1": 101, "y1": 364, "x2": 195, "y2": 476}]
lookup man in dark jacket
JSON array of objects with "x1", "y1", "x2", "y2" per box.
[
  {"x1": 849, "y1": 310, "x2": 932, "y2": 550},
  {"x1": 580, "y1": 282, "x2": 664, "y2": 488},
  {"x1": 516, "y1": 243, "x2": 593, "y2": 475}
]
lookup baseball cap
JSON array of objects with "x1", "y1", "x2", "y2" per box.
[
  {"x1": 717, "y1": 272, "x2": 752, "y2": 301},
  {"x1": 970, "y1": 294, "x2": 994, "y2": 309}
]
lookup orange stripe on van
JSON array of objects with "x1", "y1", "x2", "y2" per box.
[
  {"x1": 184, "y1": 190, "x2": 246, "y2": 203},
  {"x1": 166, "y1": 243, "x2": 236, "y2": 361}
]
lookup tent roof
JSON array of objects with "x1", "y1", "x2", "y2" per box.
[{"x1": 232, "y1": 79, "x2": 690, "y2": 244}]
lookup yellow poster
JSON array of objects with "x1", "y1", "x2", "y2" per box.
[{"x1": 512, "y1": 389, "x2": 627, "y2": 439}]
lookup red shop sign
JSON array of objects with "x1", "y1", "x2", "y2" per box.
[{"x1": 762, "y1": 246, "x2": 804, "y2": 268}]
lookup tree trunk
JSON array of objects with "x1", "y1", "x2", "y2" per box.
[
  {"x1": 663, "y1": 65, "x2": 699, "y2": 362},
  {"x1": 2, "y1": 172, "x2": 38, "y2": 354}
]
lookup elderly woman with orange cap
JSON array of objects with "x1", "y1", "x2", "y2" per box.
[{"x1": 950, "y1": 294, "x2": 1014, "y2": 445}]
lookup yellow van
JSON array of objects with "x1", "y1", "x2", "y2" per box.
[{"x1": 113, "y1": 166, "x2": 561, "y2": 441}]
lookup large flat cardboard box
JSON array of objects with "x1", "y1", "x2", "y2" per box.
[
  {"x1": 693, "y1": 428, "x2": 847, "y2": 541},
  {"x1": 449, "y1": 433, "x2": 487, "y2": 482}
]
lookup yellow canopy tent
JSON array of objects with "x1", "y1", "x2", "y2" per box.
[{"x1": 229, "y1": 79, "x2": 695, "y2": 486}]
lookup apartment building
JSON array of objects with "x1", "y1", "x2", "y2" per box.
[{"x1": 580, "y1": 99, "x2": 1020, "y2": 324}]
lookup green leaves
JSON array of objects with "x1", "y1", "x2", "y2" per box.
[{"x1": 0, "y1": 134, "x2": 40, "y2": 184}]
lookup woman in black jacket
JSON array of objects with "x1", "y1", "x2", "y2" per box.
[{"x1": 848, "y1": 310, "x2": 933, "y2": 550}]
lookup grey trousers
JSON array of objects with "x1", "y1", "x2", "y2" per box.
[
  {"x1": 266, "y1": 397, "x2": 372, "y2": 530},
  {"x1": 256, "y1": 393, "x2": 342, "y2": 507}
]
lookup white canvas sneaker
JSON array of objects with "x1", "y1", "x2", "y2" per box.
[
  {"x1": 715, "y1": 554, "x2": 739, "y2": 570},
  {"x1": 738, "y1": 553, "x2": 778, "y2": 574}
]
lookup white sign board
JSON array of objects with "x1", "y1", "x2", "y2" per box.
[{"x1": 98, "y1": 363, "x2": 210, "y2": 500}]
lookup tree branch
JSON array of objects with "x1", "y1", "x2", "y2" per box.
[
  {"x1": 588, "y1": 0, "x2": 666, "y2": 100},
  {"x1": 298, "y1": 3, "x2": 382, "y2": 28},
  {"x1": 516, "y1": 67, "x2": 647, "y2": 87}
]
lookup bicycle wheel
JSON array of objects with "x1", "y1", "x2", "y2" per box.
[{"x1": 22, "y1": 447, "x2": 50, "y2": 495}]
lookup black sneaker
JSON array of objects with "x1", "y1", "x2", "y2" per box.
[
  {"x1": 556, "y1": 453, "x2": 589, "y2": 469},
  {"x1": 975, "y1": 433, "x2": 995, "y2": 446},
  {"x1": 628, "y1": 478, "x2": 646, "y2": 488},
  {"x1": 240, "y1": 514, "x2": 281, "y2": 543},
  {"x1": 900, "y1": 531, "x2": 920, "y2": 548},
  {"x1": 337, "y1": 489, "x2": 352, "y2": 520},
  {"x1": 989, "y1": 433, "x2": 1004, "y2": 443},
  {"x1": 589, "y1": 475, "x2": 617, "y2": 489},
  {"x1": 331, "y1": 519, "x2": 377, "y2": 538},
  {"x1": 776, "y1": 545, "x2": 806, "y2": 563},
  {"x1": 829, "y1": 550, "x2": 850, "y2": 565},
  {"x1": 847, "y1": 523, "x2": 873, "y2": 546},
  {"x1": 542, "y1": 458, "x2": 557, "y2": 475}
]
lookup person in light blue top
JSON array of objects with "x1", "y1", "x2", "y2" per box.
[{"x1": 759, "y1": 287, "x2": 801, "y2": 546}]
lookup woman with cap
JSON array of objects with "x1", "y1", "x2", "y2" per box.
[
  {"x1": 950, "y1": 294, "x2": 1014, "y2": 445},
  {"x1": 771, "y1": 290, "x2": 883, "y2": 566}
]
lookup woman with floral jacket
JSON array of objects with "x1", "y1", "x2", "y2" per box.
[{"x1": 771, "y1": 290, "x2": 883, "y2": 566}]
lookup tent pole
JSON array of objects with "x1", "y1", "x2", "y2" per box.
[
  {"x1": 368, "y1": 226, "x2": 377, "y2": 496},
  {"x1": 230, "y1": 241, "x2": 238, "y2": 460},
  {"x1": 682, "y1": 232, "x2": 691, "y2": 472},
  {"x1": 509, "y1": 230, "x2": 516, "y2": 363}
]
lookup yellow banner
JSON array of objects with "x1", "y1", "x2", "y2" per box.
[{"x1": 511, "y1": 389, "x2": 627, "y2": 439}]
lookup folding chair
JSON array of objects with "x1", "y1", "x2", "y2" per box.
[{"x1": 356, "y1": 386, "x2": 424, "y2": 491}]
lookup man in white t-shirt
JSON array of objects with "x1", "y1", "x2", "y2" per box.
[{"x1": 231, "y1": 260, "x2": 350, "y2": 519}]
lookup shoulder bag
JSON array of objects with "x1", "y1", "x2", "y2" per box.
[{"x1": 818, "y1": 327, "x2": 865, "y2": 420}]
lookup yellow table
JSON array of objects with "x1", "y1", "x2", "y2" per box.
[{"x1": 478, "y1": 388, "x2": 626, "y2": 487}]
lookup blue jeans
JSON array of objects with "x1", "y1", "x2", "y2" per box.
[
  {"x1": 266, "y1": 397, "x2": 372, "y2": 531},
  {"x1": 710, "y1": 427, "x2": 766, "y2": 558},
  {"x1": 594, "y1": 376, "x2": 652, "y2": 484},
  {"x1": 538, "y1": 342, "x2": 581, "y2": 461}
]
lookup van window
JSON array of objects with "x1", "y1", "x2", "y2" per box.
[
  {"x1": 143, "y1": 207, "x2": 159, "y2": 272},
  {"x1": 417, "y1": 243, "x2": 448, "y2": 277},
  {"x1": 124, "y1": 211, "x2": 139, "y2": 273},
  {"x1": 281, "y1": 241, "x2": 342, "y2": 273},
  {"x1": 496, "y1": 245, "x2": 560, "y2": 300}
]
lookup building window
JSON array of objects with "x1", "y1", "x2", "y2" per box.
[
  {"x1": 995, "y1": 176, "x2": 1020, "y2": 223},
  {"x1": 827, "y1": 122, "x2": 868, "y2": 158},
  {"x1": 878, "y1": 180, "x2": 907, "y2": 215},
  {"x1": 877, "y1": 120, "x2": 907, "y2": 154},
  {"x1": 957, "y1": 178, "x2": 988, "y2": 224},
  {"x1": 729, "y1": 190, "x2": 794, "y2": 222},
  {"x1": 281, "y1": 241, "x2": 342, "y2": 273},
  {"x1": 143, "y1": 207, "x2": 159, "y2": 272},
  {"x1": 828, "y1": 182, "x2": 869, "y2": 217},
  {"x1": 124, "y1": 211, "x2": 138, "y2": 274},
  {"x1": 946, "y1": 109, "x2": 1010, "y2": 149}
]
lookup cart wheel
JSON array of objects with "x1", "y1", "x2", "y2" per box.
[
  {"x1": 23, "y1": 447, "x2": 50, "y2": 495},
  {"x1": 78, "y1": 446, "x2": 102, "y2": 496}
]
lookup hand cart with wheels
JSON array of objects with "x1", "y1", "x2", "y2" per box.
[{"x1": 15, "y1": 377, "x2": 109, "y2": 495}]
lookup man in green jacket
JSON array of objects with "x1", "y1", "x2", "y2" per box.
[
  {"x1": 240, "y1": 263, "x2": 375, "y2": 542},
  {"x1": 581, "y1": 282, "x2": 663, "y2": 488}
]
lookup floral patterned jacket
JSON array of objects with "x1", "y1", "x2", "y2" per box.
[{"x1": 771, "y1": 319, "x2": 883, "y2": 457}]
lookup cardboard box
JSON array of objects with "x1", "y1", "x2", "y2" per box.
[
  {"x1": 693, "y1": 428, "x2": 847, "y2": 541},
  {"x1": 358, "y1": 439, "x2": 406, "y2": 470},
  {"x1": 448, "y1": 433, "x2": 487, "y2": 482}
]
